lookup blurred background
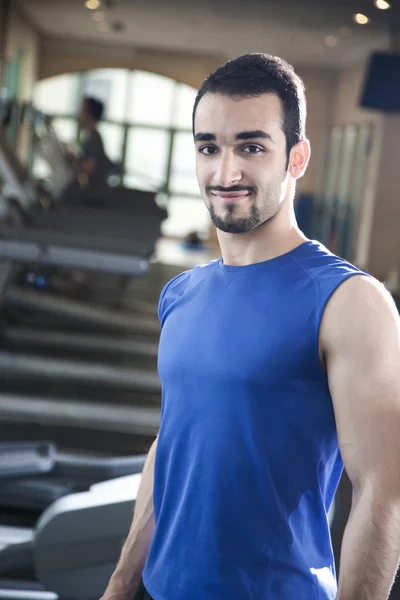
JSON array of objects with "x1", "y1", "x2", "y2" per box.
[{"x1": 0, "y1": 0, "x2": 399, "y2": 598}]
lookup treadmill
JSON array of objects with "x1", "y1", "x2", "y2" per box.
[
  {"x1": 34, "y1": 116, "x2": 167, "y2": 220},
  {"x1": 0, "y1": 442, "x2": 141, "y2": 600},
  {"x1": 0, "y1": 120, "x2": 165, "y2": 277},
  {"x1": 0, "y1": 442, "x2": 146, "y2": 524}
]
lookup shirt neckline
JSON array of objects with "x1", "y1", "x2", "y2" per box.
[{"x1": 217, "y1": 240, "x2": 317, "y2": 272}]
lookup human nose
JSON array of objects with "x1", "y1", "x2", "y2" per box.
[{"x1": 213, "y1": 150, "x2": 242, "y2": 187}]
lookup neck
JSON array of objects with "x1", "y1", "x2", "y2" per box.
[{"x1": 216, "y1": 199, "x2": 307, "y2": 267}]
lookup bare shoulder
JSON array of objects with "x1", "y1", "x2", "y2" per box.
[{"x1": 320, "y1": 274, "x2": 400, "y2": 357}]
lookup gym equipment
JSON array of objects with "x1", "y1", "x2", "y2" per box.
[
  {"x1": 0, "y1": 442, "x2": 141, "y2": 600},
  {"x1": 0, "y1": 122, "x2": 164, "y2": 280},
  {"x1": 0, "y1": 227, "x2": 149, "y2": 277},
  {"x1": 0, "y1": 445, "x2": 146, "y2": 517},
  {"x1": 35, "y1": 116, "x2": 167, "y2": 219},
  {"x1": 4, "y1": 286, "x2": 160, "y2": 335},
  {"x1": 3, "y1": 327, "x2": 159, "y2": 362},
  {"x1": 0, "y1": 393, "x2": 160, "y2": 453},
  {"x1": 0, "y1": 351, "x2": 161, "y2": 391},
  {"x1": 0, "y1": 442, "x2": 55, "y2": 480}
]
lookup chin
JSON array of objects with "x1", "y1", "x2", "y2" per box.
[{"x1": 211, "y1": 215, "x2": 262, "y2": 234}]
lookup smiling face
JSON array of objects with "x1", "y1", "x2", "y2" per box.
[{"x1": 194, "y1": 93, "x2": 291, "y2": 234}]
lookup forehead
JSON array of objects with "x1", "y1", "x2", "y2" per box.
[{"x1": 194, "y1": 93, "x2": 284, "y2": 140}]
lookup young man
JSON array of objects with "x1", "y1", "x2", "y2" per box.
[
  {"x1": 67, "y1": 96, "x2": 109, "y2": 189},
  {"x1": 102, "y1": 54, "x2": 400, "y2": 600}
]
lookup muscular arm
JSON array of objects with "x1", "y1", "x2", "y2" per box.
[
  {"x1": 321, "y1": 276, "x2": 400, "y2": 600},
  {"x1": 101, "y1": 437, "x2": 157, "y2": 600}
]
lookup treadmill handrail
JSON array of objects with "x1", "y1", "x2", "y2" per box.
[
  {"x1": 0, "y1": 237, "x2": 148, "y2": 276},
  {"x1": 0, "y1": 442, "x2": 56, "y2": 480}
]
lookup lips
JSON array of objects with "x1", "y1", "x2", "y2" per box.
[{"x1": 212, "y1": 192, "x2": 251, "y2": 202}]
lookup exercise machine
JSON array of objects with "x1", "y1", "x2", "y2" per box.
[{"x1": 0, "y1": 441, "x2": 141, "y2": 600}]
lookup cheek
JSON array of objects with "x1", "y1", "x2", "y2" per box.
[
  {"x1": 256, "y1": 154, "x2": 286, "y2": 181},
  {"x1": 195, "y1": 160, "x2": 209, "y2": 186}
]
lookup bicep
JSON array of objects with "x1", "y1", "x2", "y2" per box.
[{"x1": 322, "y1": 276, "x2": 400, "y2": 493}]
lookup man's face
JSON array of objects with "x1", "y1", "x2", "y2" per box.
[{"x1": 194, "y1": 93, "x2": 290, "y2": 234}]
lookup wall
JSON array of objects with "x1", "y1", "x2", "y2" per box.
[
  {"x1": 332, "y1": 58, "x2": 382, "y2": 127},
  {"x1": 0, "y1": 0, "x2": 12, "y2": 85},
  {"x1": 39, "y1": 38, "x2": 222, "y2": 90},
  {"x1": 4, "y1": 5, "x2": 41, "y2": 162},
  {"x1": 296, "y1": 67, "x2": 336, "y2": 197},
  {"x1": 331, "y1": 58, "x2": 400, "y2": 280},
  {"x1": 329, "y1": 59, "x2": 385, "y2": 275},
  {"x1": 6, "y1": 5, "x2": 40, "y2": 101},
  {"x1": 367, "y1": 115, "x2": 400, "y2": 279}
]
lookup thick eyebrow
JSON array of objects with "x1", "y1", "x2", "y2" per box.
[
  {"x1": 194, "y1": 130, "x2": 274, "y2": 143},
  {"x1": 235, "y1": 130, "x2": 274, "y2": 142},
  {"x1": 194, "y1": 133, "x2": 215, "y2": 142}
]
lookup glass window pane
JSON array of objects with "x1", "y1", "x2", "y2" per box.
[
  {"x1": 173, "y1": 83, "x2": 197, "y2": 129},
  {"x1": 33, "y1": 74, "x2": 81, "y2": 115},
  {"x1": 125, "y1": 128, "x2": 169, "y2": 191},
  {"x1": 170, "y1": 132, "x2": 199, "y2": 195},
  {"x1": 83, "y1": 69, "x2": 129, "y2": 122},
  {"x1": 51, "y1": 117, "x2": 78, "y2": 144},
  {"x1": 97, "y1": 122, "x2": 124, "y2": 162},
  {"x1": 128, "y1": 71, "x2": 175, "y2": 126},
  {"x1": 162, "y1": 197, "x2": 209, "y2": 237}
]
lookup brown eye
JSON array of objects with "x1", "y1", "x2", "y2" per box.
[
  {"x1": 243, "y1": 145, "x2": 263, "y2": 154},
  {"x1": 199, "y1": 146, "x2": 218, "y2": 155}
]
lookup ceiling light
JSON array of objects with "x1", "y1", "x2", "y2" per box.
[
  {"x1": 375, "y1": 0, "x2": 391, "y2": 9},
  {"x1": 92, "y1": 10, "x2": 105, "y2": 21},
  {"x1": 354, "y1": 13, "x2": 370, "y2": 24},
  {"x1": 85, "y1": 0, "x2": 100, "y2": 10},
  {"x1": 325, "y1": 35, "x2": 338, "y2": 47}
]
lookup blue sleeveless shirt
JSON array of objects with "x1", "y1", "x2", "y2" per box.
[{"x1": 143, "y1": 240, "x2": 364, "y2": 600}]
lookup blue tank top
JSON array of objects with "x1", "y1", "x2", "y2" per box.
[{"x1": 143, "y1": 240, "x2": 365, "y2": 600}]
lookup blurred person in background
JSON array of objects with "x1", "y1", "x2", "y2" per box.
[{"x1": 66, "y1": 96, "x2": 110, "y2": 189}]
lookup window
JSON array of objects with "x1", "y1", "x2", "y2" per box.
[
  {"x1": 170, "y1": 131, "x2": 199, "y2": 196},
  {"x1": 84, "y1": 69, "x2": 129, "y2": 122},
  {"x1": 97, "y1": 122, "x2": 124, "y2": 162},
  {"x1": 34, "y1": 74, "x2": 80, "y2": 116},
  {"x1": 51, "y1": 118, "x2": 78, "y2": 144},
  {"x1": 32, "y1": 69, "x2": 205, "y2": 238},
  {"x1": 173, "y1": 84, "x2": 197, "y2": 129},
  {"x1": 125, "y1": 128, "x2": 170, "y2": 191},
  {"x1": 127, "y1": 71, "x2": 175, "y2": 126},
  {"x1": 162, "y1": 197, "x2": 209, "y2": 237}
]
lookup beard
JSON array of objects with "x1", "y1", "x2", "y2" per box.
[
  {"x1": 206, "y1": 179, "x2": 286, "y2": 234},
  {"x1": 208, "y1": 201, "x2": 262, "y2": 234}
]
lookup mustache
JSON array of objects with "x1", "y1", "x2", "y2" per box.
[{"x1": 206, "y1": 185, "x2": 257, "y2": 194}]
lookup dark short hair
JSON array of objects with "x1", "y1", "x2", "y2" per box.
[
  {"x1": 192, "y1": 54, "x2": 306, "y2": 157},
  {"x1": 84, "y1": 96, "x2": 104, "y2": 122}
]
